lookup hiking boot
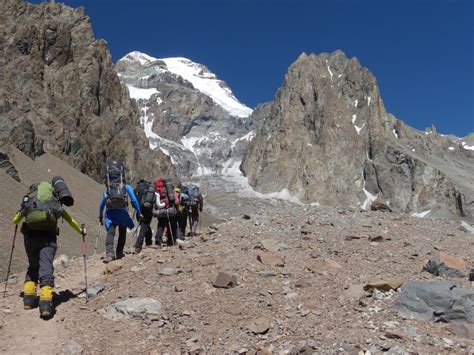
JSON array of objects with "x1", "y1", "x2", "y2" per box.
[
  {"x1": 132, "y1": 247, "x2": 142, "y2": 254},
  {"x1": 23, "y1": 281, "x2": 37, "y2": 309},
  {"x1": 23, "y1": 295, "x2": 37, "y2": 309},
  {"x1": 39, "y1": 300, "x2": 53, "y2": 318},
  {"x1": 103, "y1": 253, "x2": 115, "y2": 263},
  {"x1": 39, "y1": 285, "x2": 54, "y2": 318}
]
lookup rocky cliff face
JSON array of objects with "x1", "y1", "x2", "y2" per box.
[
  {"x1": 116, "y1": 52, "x2": 254, "y2": 177},
  {"x1": 242, "y1": 51, "x2": 474, "y2": 218},
  {"x1": 0, "y1": 0, "x2": 175, "y2": 182}
]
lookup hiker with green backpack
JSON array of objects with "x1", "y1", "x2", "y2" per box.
[
  {"x1": 99, "y1": 161, "x2": 142, "y2": 262},
  {"x1": 11, "y1": 177, "x2": 87, "y2": 318}
]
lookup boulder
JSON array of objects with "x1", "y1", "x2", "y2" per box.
[
  {"x1": 422, "y1": 260, "x2": 465, "y2": 278},
  {"x1": 248, "y1": 317, "x2": 270, "y2": 334},
  {"x1": 364, "y1": 277, "x2": 405, "y2": 292},
  {"x1": 257, "y1": 252, "x2": 285, "y2": 267},
  {"x1": 393, "y1": 281, "x2": 474, "y2": 323},
  {"x1": 105, "y1": 260, "x2": 123, "y2": 274},
  {"x1": 439, "y1": 252, "x2": 466, "y2": 271},
  {"x1": 213, "y1": 272, "x2": 238, "y2": 289},
  {"x1": 99, "y1": 298, "x2": 162, "y2": 321},
  {"x1": 370, "y1": 196, "x2": 392, "y2": 212}
]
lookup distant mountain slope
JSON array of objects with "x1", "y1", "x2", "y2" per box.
[
  {"x1": 241, "y1": 51, "x2": 474, "y2": 218},
  {"x1": 116, "y1": 51, "x2": 255, "y2": 177}
]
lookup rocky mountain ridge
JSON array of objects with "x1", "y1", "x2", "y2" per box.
[
  {"x1": 241, "y1": 51, "x2": 474, "y2": 219},
  {"x1": 0, "y1": 0, "x2": 175, "y2": 183}
]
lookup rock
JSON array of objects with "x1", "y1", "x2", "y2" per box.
[
  {"x1": 438, "y1": 252, "x2": 466, "y2": 271},
  {"x1": 422, "y1": 259, "x2": 465, "y2": 278},
  {"x1": 158, "y1": 268, "x2": 182, "y2": 276},
  {"x1": 213, "y1": 272, "x2": 238, "y2": 288},
  {"x1": 259, "y1": 271, "x2": 277, "y2": 278},
  {"x1": 243, "y1": 214, "x2": 251, "y2": 220},
  {"x1": 131, "y1": 266, "x2": 146, "y2": 272},
  {"x1": 174, "y1": 285, "x2": 183, "y2": 292},
  {"x1": 248, "y1": 317, "x2": 270, "y2": 334},
  {"x1": 342, "y1": 284, "x2": 366, "y2": 300},
  {"x1": 368, "y1": 235, "x2": 384, "y2": 242},
  {"x1": 393, "y1": 281, "x2": 474, "y2": 323},
  {"x1": 85, "y1": 281, "x2": 106, "y2": 298},
  {"x1": 209, "y1": 224, "x2": 219, "y2": 230},
  {"x1": 53, "y1": 255, "x2": 70, "y2": 269},
  {"x1": 364, "y1": 277, "x2": 405, "y2": 292},
  {"x1": 324, "y1": 258, "x2": 343, "y2": 269},
  {"x1": 459, "y1": 221, "x2": 474, "y2": 234},
  {"x1": 63, "y1": 341, "x2": 83, "y2": 354},
  {"x1": 344, "y1": 235, "x2": 362, "y2": 241},
  {"x1": 99, "y1": 298, "x2": 162, "y2": 321},
  {"x1": 261, "y1": 239, "x2": 280, "y2": 252},
  {"x1": 370, "y1": 196, "x2": 392, "y2": 212},
  {"x1": 446, "y1": 323, "x2": 474, "y2": 340},
  {"x1": 384, "y1": 331, "x2": 404, "y2": 340},
  {"x1": 257, "y1": 252, "x2": 285, "y2": 267},
  {"x1": 177, "y1": 240, "x2": 194, "y2": 249},
  {"x1": 105, "y1": 260, "x2": 123, "y2": 274}
]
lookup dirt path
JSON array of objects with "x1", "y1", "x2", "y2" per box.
[{"x1": 0, "y1": 254, "x2": 104, "y2": 354}]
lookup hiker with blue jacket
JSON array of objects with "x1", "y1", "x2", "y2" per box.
[{"x1": 99, "y1": 161, "x2": 142, "y2": 263}]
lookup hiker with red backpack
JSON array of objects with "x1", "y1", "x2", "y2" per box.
[
  {"x1": 99, "y1": 161, "x2": 142, "y2": 262},
  {"x1": 11, "y1": 177, "x2": 87, "y2": 318},
  {"x1": 152, "y1": 178, "x2": 180, "y2": 246}
]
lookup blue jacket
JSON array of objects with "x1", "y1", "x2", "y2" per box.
[{"x1": 99, "y1": 184, "x2": 141, "y2": 230}]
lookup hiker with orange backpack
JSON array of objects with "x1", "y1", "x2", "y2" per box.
[
  {"x1": 11, "y1": 177, "x2": 87, "y2": 318},
  {"x1": 99, "y1": 161, "x2": 142, "y2": 262},
  {"x1": 152, "y1": 178, "x2": 180, "y2": 246}
]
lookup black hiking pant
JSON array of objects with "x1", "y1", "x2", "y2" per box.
[
  {"x1": 106, "y1": 224, "x2": 127, "y2": 258},
  {"x1": 134, "y1": 210, "x2": 153, "y2": 248},
  {"x1": 177, "y1": 210, "x2": 187, "y2": 240},
  {"x1": 23, "y1": 228, "x2": 57, "y2": 287},
  {"x1": 189, "y1": 209, "x2": 199, "y2": 235},
  {"x1": 155, "y1": 216, "x2": 177, "y2": 246}
]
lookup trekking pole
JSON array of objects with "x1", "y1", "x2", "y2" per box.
[
  {"x1": 80, "y1": 224, "x2": 89, "y2": 303},
  {"x1": 166, "y1": 212, "x2": 175, "y2": 246},
  {"x1": 188, "y1": 213, "x2": 193, "y2": 237},
  {"x1": 3, "y1": 225, "x2": 18, "y2": 298},
  {"x1": 93, "y1": 224, "x2": 101, "y2": 256}
]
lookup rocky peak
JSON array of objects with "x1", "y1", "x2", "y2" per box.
[{"x1": 242, "y1": 50, "x2": 473, "y2": 218}]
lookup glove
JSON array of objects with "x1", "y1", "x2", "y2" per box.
[
  {"x1": 99, "y1": 216, "x2": 103, "y2": 226},
  {"x1": 138, "y1": 214, "x2": 144, "y2": 222}
]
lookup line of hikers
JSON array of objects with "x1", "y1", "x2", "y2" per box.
[
  {"x1": 7, "y1": 160, "x2": 203, "y2": 318},
  {"x1": 100, "y1": 160, "x2": 204, "y2": 263}
]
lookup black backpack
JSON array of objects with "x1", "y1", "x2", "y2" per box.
[
  {"x1": 105, "y1": 161, "x2": 128, "y2": 209},
  {"x1": 135, "y1": 180, "x2": 156, "y2": 212}
]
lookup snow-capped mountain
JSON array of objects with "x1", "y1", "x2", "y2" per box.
[
  {"x1": 116, "y1": 51, "x2": 256, "y2": 177},
  {"x1": 120, "y1": 51, "x2": 252, "y2": 117}
]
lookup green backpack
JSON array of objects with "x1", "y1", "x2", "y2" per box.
[{"x1": 24, "y1": 182, "x2": 63, "y2": 231}]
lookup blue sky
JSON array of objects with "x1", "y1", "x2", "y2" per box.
[{"x1": 32, "y1": 0, "x2": 473, "y2": 136}]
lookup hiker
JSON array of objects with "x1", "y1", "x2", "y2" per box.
[
  {"x1": 99, "y1": 160, "x2": 142, "y2": 262},
  {"x1": 132, "y1": 179, "x2": 157, "y2": 253},
  {"x1": 152, "y1": 178, "x2": 180, "y2": 246},
  {"x1": 175, "y1": 186, "x2": 190, "y2": 241},
  {"x1": 12, "y1": 177, "x2": 86, "y2": 318},
  {"x1": 187, "y1": 185, "x2": 203, "y2": 236}
]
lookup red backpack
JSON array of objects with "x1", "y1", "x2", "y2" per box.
[{"x1": 153, "y1": 178, "x2": 173, "y2": 209}]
